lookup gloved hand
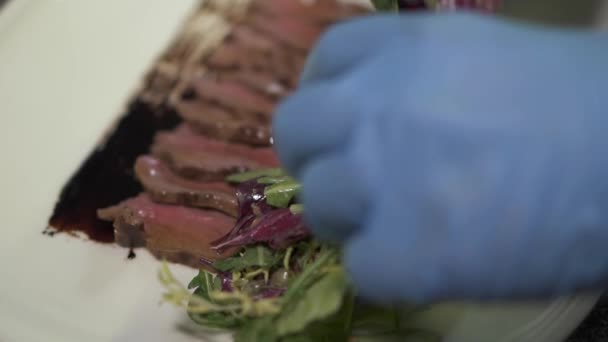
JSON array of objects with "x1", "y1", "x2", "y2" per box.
[{"x1": 273, "y1": 13, "x2": 608, "y2": 303}]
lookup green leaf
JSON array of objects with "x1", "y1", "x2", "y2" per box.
[
  {"x1": 186, "y1": 272, "x2": 224, "y2": 326},
  {"x1": 281, "y1": 248, "x2": 338, "y2": 304},
  {"x1": 187, "y1": 272, "x2": 203, "y2": 290},
  {"x1": 226, "y1": 168, "x2": 285, "y2": 183},
  {"x1": 257, "y1": 175, "x2": 295, "y2": 185},
  {"x1": 188, "y1": 271, "x2": 221, "y2": 300},
  {"x1": 277, "y1": 269, "x2": 349, "y2": 335},
  {"x1": 264, "y1": 180, "x2": 302, "y2": 208},
  {"x1": 212, "y1": 246, "x2": 282, "y2": 272},
  {"x1": 289, "y1": 204, "x2": 304, "y2": 215},
  {"x1": 295, "y1": 241, "x2": 320, "y2": 270},
  {"x1": 291, "y1": 291, "x2": 354, "y2": 342},
  {"x1": 372, "y1": 0, "x2": 398, "y2": 11},
  {"x1": 235, "y1": 317, "x2": 278, "y2": 342},
  {"x1": 187, "y1": 311, "x2": 242, "y2": 330}
]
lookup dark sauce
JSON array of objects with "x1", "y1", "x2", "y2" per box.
[
  {"x1": 127, "y1": 249, "x2": 137, "y2": 259},
  {"x1": 47, "y1": 99, "x2": 180, "y2": 243}
]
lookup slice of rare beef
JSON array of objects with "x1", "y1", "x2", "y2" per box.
[
  {"x1": 245, "y1": 12, "x2": 326, "y2": 51},
  {"x1": 135, "y1": 155, "x2": 238, "y2": 216},
  {"x1": 190, "y1": 76, "x2": 276, "y2": 120},
  {"x1": 97, "y1": 194, "x2": 238, "y2": 268},
  {"x1": 249, "y1": 0, "x2": 371, "y2": 24},
  {"x1": 176, "y1": 100, "x2": 272, "y2": 146},
  {"x1": 205, "y1": 42, "x2": 299, "y2": 87},
  {"x1": 228, "y1": 24, "x2": 307, "y2": 75},
  {"x1": 206, "y1": 70, "x2": 291, "y2": 99},
  {"x1": 151, "y1": 124, "x2": 279, "y2": 181}
]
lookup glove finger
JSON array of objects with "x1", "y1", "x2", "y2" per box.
[
  {"x1": 273, "y1": 81, "x2": 358, "y2": 177},
  {"x1": 344, "y1": 199, "x2": 449, "y2": 305},
  {"x1": 299, "y1": 154, "x2": 369, "y2": 244},
  {"x1": 300, "y1": 15, "x2": 402, "y2": 84}
]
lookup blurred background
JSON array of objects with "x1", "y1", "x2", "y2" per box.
[{"x1": 500, "y1": 0, "x2": 608, "y2": 27}]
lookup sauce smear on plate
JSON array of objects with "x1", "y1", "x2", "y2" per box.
[{"x1": 47, "y1": 100, "x2": 180, "y2": 243}]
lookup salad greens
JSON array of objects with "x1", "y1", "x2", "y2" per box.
[
  {"x1": 225, "y1": 168, "x2": 286, "y2": 183},
  {"x1": 160, "y1": 168, "x2": 440, "y2": 341},
  {"x1": 211, "y1": 245, "x2": 281, "y2": 272},
  {"x1": 263, "y1": 178, "x2": 301, "y2": 208}
]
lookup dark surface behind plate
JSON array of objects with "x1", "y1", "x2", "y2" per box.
[{"x1": 567, "y1": 294, "x2": 608, "y2": 341}]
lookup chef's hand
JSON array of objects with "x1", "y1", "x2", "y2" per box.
[{"x1": 273, "y1": 13, "x2": 608, "y2": 303}]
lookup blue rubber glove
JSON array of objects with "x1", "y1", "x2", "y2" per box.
[{"x1": 273, "y1": 13, "x2": 608, "y2": 304}]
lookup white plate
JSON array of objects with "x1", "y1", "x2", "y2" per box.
[{"x1": 0, "y1": 1, "x2": 600, "y2": 341}]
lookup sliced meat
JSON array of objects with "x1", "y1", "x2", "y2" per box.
[
  {"x1": 230, "y1": 25, "x2": 307, "y2": 77},
  {"x1": 135, "y1": 155, "x2": 238, "y2": 216},
  {"x1": 246, "y1": 13, "x2": 325, "y2": 51},
  {"x1": 215, "y1": 70, "x2": 292, "y2": 99},
  {"x1": 151, "y1": 124, "x2": 279, "y2": 181},
  {"x1": 205, "y1": 41, "x2": 300, "y2": 87},
  {"x1": 229, "y1": 25, "x2": 279, "y2": 54},
  {"x1": 206, "y1": 41, "x2": 269, "y2": 70},
  {"x1": 176, "y1": 100, "x2": 272, "y2": 146},
  {"x1": 250, "y1": 0, "x2": 371, "y2": 24},
  {"x1": 97, "y1": 194, "x2": 239, "y2": 268},
  {"x1": 191, "y1": 76, "x2": 276, "y2": 118}
]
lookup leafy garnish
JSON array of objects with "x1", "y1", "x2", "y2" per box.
[
  {"x1": 213, "y1": 246, "x2": 282, "y2": 272},
  {"x1": 188, "y1": 270, "x2": 220, "y2": 292},
  {"x1": 280, "y1": 248, "x2": 338, "y2": 305},
  {"x1": 226, "y1": 168, "x2": 285, "y2": 183},
  {"x1": 162, "y1": 168, "x2": 444, "y2": 340},
  {"x1": 159, "y1": 262, "x2": 235, "y2": 313},
  {"x1": 264, "y1": 179, "x2": 301, "y2": 208},
  {"x1": 234, "y1": 317, "x2": 277, "y2": 342},
  {"x1": 277, "y1": 268, "x2": 348, "y2": 335},
  {"x1": 289, "y1": 204, "x2": 304, "y2": 215},
  {"x1": 257, "y1": 175, "x2": 295, "y2": 185},
  {"x1": 213, "y1": 208, "x2": 310, "y2": 251},
  {"x1": 159, "y1": 262, "x2": 280, "y2": 317}
]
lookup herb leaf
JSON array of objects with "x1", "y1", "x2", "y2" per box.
[
  {"x1": 264, "y1": 180, "x2": 301, "y2": 208},
  {"x1": 189, "y1": 271, "x2": 221, "y2": 299},
  {"x1": 212, "y1": 246, "x2": 282, "y2": 272},
  {"x1": 188, "y1": 310, "x2": 241, "y2": 329},
  {"x1": 281, "y1": 248, "x2": 337, "y2": 304},
  {"x1": 277, "y1": 268, "x2": 348, "y2": 335},
  {"x1": 257, "y1": 175, "x2": 295, "y2": 185},
  {"x1": 289, "y1": 204, "x2": 304, "y2": 215},
  {"x1": 187, "y1": 272, "x2": 203, "y2": 290},
  {"x1": 234, "y1": 316, "x2": 277, "y2": 342},
  {"x1": 226, "y1": 168, "x2": 285, "y2": 183}
]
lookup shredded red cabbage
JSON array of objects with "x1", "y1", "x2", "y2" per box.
[
  {"x1": 219, "y1": 272, "x2": 234, "y2": 292},
  {"x1": 212, "y1": 207, "x2": 310, "y2": 251},
  {"x1": 211, "y1": 179, "x2": 310, "y2": 252}
]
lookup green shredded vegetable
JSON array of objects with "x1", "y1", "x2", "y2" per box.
[
  {"x1": 225, "y1": 168, "x2": 285, "y2": 183},
  {"x1": 264, "y1": 180, "x2": 301, "y2": 208}
]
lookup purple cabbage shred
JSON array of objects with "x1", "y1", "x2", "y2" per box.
[{"x1": 211, "y1": 179, "x2": 311, "y2": 252}]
